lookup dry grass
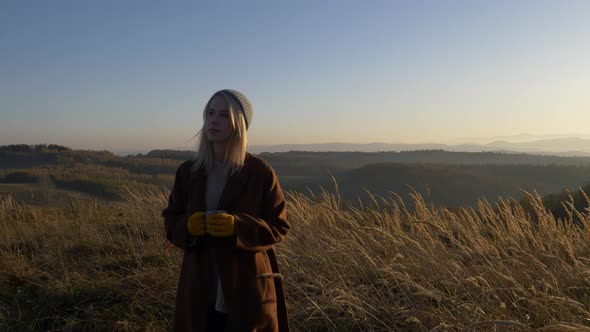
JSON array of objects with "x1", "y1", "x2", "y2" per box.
[{"x1": 1, "y1": 185, "x2": 590, "y2": 331}]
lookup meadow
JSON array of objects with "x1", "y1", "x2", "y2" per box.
[{"x1": 1, "y1": 184, "x2": 589, "y2": 331}]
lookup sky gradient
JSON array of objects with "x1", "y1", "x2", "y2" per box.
[{"x1": 2, "y1": 1, "x2": 589, "y2": 154}]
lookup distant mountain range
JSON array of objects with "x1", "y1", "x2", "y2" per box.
[
  {"x1": 248, "y1": 137, "x2": 590, "y2": 156},
  {"x1": 112, "y1": 135, "x2": 590, "y2": 157}
]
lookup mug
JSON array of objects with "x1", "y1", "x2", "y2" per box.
[
  {"x1": 206, "y1": 210, "x2": 227, "y2": 215},
  {"x1": 205, "y1": 210, "x2": 227, "y2": 234}
]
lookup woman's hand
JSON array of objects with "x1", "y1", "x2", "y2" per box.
[
  {"x1": 206, "y1": 213, "x2": 235, "y2": 237},
  {"x1": 187, "y1": 211, "x2": 206, "y2": 236}
]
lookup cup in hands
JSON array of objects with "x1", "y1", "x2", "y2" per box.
[{"x1": 205, "y1": 210, "x2": 235, "y2": 237}]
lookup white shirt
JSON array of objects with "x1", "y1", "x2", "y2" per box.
[{"x1": 206, "y1": 159, "x2": 229, "y2": 313}]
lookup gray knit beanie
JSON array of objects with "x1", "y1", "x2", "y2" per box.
[{"x1": 217, "y1": 89, "x2": 253, "y2": 129}]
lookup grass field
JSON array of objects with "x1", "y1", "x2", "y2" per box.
[
  {"x1": 0, "y1": 183, "x2": 37, "y2": 192},
  {"x1": 1, "y1": 186, "x2": 589, "y2": 331},
  {"x1": 0, "y1": 183, "x2": 96, "y2": 206}
]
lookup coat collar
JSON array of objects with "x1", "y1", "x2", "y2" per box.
[{"x1": 187, "y1": 153, "x2": 251, "y2": 212}]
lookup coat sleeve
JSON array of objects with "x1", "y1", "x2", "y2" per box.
[
  {"x1": 233, "y1": 165, "x2": 290, "y2": 252},
  {"x1": 161, "y1": 162, "x2": 190, "y2": 250}
]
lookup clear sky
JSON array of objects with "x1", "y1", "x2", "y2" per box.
[{"x1": 2, "y1": 0, "x2": 589, "y2": 153}]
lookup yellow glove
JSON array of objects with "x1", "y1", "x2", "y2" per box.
[
  {"x1": 187, "y1": 211, "x2": 206, "y2": 236},
  {"x1": 206, "y1": 213, "x2": 235, "y2": 237}
]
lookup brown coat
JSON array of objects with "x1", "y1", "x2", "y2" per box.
[{"x1": 161, "y1": 152, "x2": 290, "y2": 332}]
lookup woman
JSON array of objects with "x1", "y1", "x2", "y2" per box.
[{"x1": 161, "y1": 89, "x2": 290, "y2": 331}]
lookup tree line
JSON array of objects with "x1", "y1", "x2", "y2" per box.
[{"x1": 0, "y1": 144, "x2": 71, "y2": 152}]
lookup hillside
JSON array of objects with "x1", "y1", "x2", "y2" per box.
[
  {"x1": 258, "y1": 150, "x2": 590, "y2": 174},
  {"x1": 1, "y1": 145, "x2": 590, "y2": 212},
  {"x1": 336, "y1": 163, "x2": 590, "y2": 208}
]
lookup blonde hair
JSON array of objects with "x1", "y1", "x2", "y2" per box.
[{"x1": 190, "y1": 92, "x2": 248, "y2": 176}]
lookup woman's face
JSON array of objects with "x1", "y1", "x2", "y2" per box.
[{"x1": 205, "y1": 95, "x2": 232, "y2": 143}]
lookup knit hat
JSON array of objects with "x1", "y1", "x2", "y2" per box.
[{"x1": 217, "y1": 89, "x2": 253, "y2": 129}]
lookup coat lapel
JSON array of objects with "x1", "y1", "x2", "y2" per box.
[{"x1": 187, "y1": 165, "x2": 207, "y2": 212}]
